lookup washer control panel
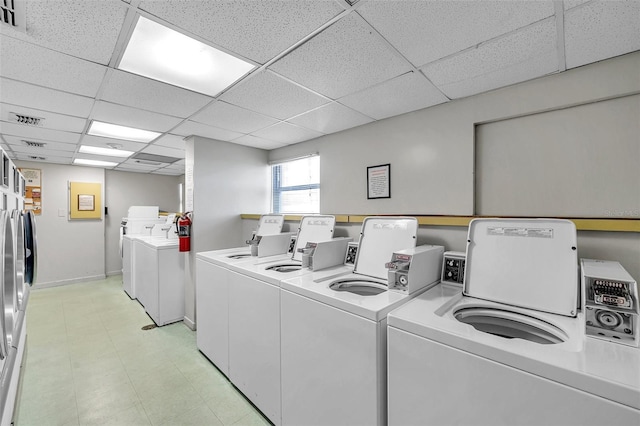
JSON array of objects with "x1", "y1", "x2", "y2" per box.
[
  {"x1": 581, "y1": 259, "x2": 639, "y2": 347},
  {"x1": 344, "y1": 242, "x2": 359, "y2": 266},
  {"x1": 441, "y1": 251, "x2": 466, "y2": 286}
]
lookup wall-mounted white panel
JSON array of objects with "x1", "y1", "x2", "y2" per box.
[{"x1": 476, "y1": 95, "x2": 640, "y2": 217}]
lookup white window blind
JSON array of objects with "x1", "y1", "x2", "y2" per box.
[{"x1": 271, "y1": 156, "x2": 320, "y2": 214}]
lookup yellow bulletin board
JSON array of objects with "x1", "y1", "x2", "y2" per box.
[{"x1": 69, "y1": 181, "x2": 102, "y2": 220}]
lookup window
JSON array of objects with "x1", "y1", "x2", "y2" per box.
[{"x1": 271, "y1": 156, "x2": 320, "y2": 214}]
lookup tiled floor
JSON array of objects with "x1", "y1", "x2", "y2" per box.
[{"x1": 14, "y1": 275, "x2": 270, "y2": 426}]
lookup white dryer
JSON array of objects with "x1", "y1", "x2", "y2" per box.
[
  {"x1": 279, "y1": 217, "x2": 423, "y2": 426},
  {"x1": 0, "y1": 210, "x2": 19, "y2": 425},
  {"x1": 387, "y1": 218, "x2": 640, "y2": 425},
  {"x1": 225, "y1": 215, "x2": 336, "y2": 425}
]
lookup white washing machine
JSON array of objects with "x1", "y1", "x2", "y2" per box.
[
  {"x1": 279, "y1": 217, "x2": 422, "y2": 426},
  {"x1": 121, "y1": 209, "x2": 166, "y2": 299},
  {"x1": 134, "y1": 237, "x2": 184, "y2": 326},
  {"x1": 225, "y1": 215, "x2": 336, "y2": 425},
  {"x1": 195, "y1": 213, "x2": 287, "y2": 376},
  {"x1": 387, "y1": 218, "x2": 640, "y2": 425}
]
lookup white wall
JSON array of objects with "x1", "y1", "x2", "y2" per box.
[
  {"x1": 268, "y1": 52, "x2": 640, "y2": 279},
  {"x1": 104, "y1": 170, "x2": 181, "y2": 275},
  {"x1": 185, "y1": 136, "x2": 269, "y2": 328},
  {"x1": 15, "y1": 160, "x2": 105, "y2": 287}
]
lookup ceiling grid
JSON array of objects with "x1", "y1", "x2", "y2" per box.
[{"x1": 0, "y1": 0, "x2": 637, "y2": 175}]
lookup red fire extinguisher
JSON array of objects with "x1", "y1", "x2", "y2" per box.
[{"x1": 177, "y1": 212, "x2": 192, "y2": 252}]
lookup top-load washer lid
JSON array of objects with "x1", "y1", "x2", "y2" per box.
[
  {"x1": 256, "y1": 214, "x2": 284, "y2": 236},
  {"x1": 353, "y1": 217, "x2": 418, "y2": 280},
  {"x1": 464, "y1": 218, "x2": 578, "y2": 317},
  {"x1": 263, "y1": 215, "x2": 335, "y2": 272},
  {"x1": 290, "y1": 215, "x2": 336, "y2": 262}
]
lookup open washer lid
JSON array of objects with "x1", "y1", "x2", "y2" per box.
[
  {"x1": 464, "y1": 218, "x2": 578, "y2": 317},
  {"x1": 353, "y1": 217, "x2": 418, "y2": 280},
  {"x1": 290, "y1": 215, "x2": 336, "y2": 262},
  {"x1": 256, "y1": 214, "x2": 284, "y2": 236}
]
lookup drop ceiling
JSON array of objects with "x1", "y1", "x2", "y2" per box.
[{"x1": 1, "y1": 0, "x2": 638, "y2": 176}]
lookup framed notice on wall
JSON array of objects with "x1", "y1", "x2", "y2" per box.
[
  {"x1": 69, "y1": 181, "x2": 102, "y2": 220},
  {"x1": 367, "y1": 164, "x2": 391, "y2": 199},
  {"x1": 19, "y1": 168, "x2": 42, "y2": 215}
]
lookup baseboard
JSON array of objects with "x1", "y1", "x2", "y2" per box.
[
  {"x1": 33, "y1": 274, "x2": 107, "y2": 289},
  {"x1": 106, "y1": 270, "x2": 123, "y2": 277},
  {"x1": 183, "y1": 316, "x2": 196, "y2": 331}
]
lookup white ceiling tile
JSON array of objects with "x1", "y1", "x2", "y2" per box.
[
  {"x1": 138, "y1": 0, "x2": 344, "y2": 64},
  {"x1": 0, "y1": 36, "x2": 106, "y2": 97},
  {"x1": 339, "y1": 71, "x2": 449, "y2": 120},
  {"x1": 0, "y1": 78, "x2": 94, "y2": 118},
  {"x1": 422, "y1": 18, "x2": 559, "y2": 99},
  {"x1": 140, "y1": 144, "x2": 184, "y2": 159},
  {"x1": 0, "y1": 121, "x2": 81, "y2": 144},
  {"x1": 9, "y1": 145, "x2": 76, "y2": 161},
  {"x1": 80, "y1": 135, "x2": 148, "y2": 153},
  {"x1": 101, "y1": 70, "x2": 214, "y2": 118},
  {"x1": 153, "y1": 134, "x2": 186, "y2": 150},
  {"x1": 288, "y1": 102, "x2": 373, "y2": 134},
  {"x1": 220, "y1": 71, "x2": 329, "y2": 120},
  {"x1": 191, "y1": 101, "x2": 279, "y2": 134},
  {"x1": 232, "y1": 135, "x2": 285, "y2": 150},
  {"x1": 565, "y1": 0, "x2": 640, "y2": 69},
  {"x1": 1, "y1": 0, "x2": 127, "y2": 64},
  {"x1": 172, "y1": 120, "x2": 244, "y2": 142},
  {"x1": 358, "y1": 0, "x2": 555, "y2": 67},
  {"x1": 92, "y1": 101, "x2": 182, "y2": 133},
  {"x1": 3, "y1": 135, "x2": 78, "y2": 152},
  {"x1": 1, "y1": 102, "x2": 87, "y2": 133},
  {"x1": 252, "y1": 122, "x2": 324, "y2": 145},
  {"x1": 564, "y1": 0, "x2": 592, "y2": 10},
  {"x1": 269, "y1": 13, "x2": 411, "y2": 99}
]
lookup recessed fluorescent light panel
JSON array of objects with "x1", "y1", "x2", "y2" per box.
[
  {"x1": 87, "y1": 120, "x2": 161, "y2": 143},
  {"x1": 119, "y1": 16, "x2": 256, "y2": 96},
  {"x1": 79, "y1": 145, "x2": 134, "y2": 158},
  {"x1": 74, "y1": 158, "x2": 118, "y2": 167}
]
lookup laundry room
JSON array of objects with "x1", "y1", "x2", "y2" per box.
[{"x1": 1, "y1": 1, "x2": 639, "y2": 425}]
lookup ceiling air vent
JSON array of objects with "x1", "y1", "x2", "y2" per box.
[
  {"x1": 10, "y1": 112, "x2": 45, "y2": 127},
  {"x1": 22, "y1": 140, "x2": 46, "y2": 148},
  {"x1": 28, "y1": 156, "x2": 46, "y2": 161},
  {"x1": 132, "y1": 153, "x2": 180, "y2": 164},
  {"x1": 1, "y1": 1, "x2": 26, "y2": 32}
]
